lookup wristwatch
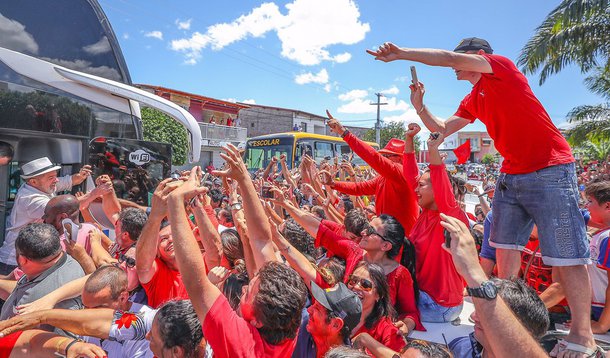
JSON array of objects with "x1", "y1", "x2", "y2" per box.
[
  {"x1": 230, "y1": 202, "x2": 243, "y2": 211},
  {"x1": 466, "y1": 280, "x2": 497, "y2": 300}
]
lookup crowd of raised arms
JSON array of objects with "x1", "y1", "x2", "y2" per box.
[{"x1": 0, "y1": 37, "x2": 608, "y2": 358}]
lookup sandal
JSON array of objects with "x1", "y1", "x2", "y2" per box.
[{"x1": 550, "y1": 339, "x2": 605, "y2": 358}]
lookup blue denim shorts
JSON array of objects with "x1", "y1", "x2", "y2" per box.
[
  {"x1": 417, "y1": 290, "x2": 463, "y2": 323},
  {"x1": 489, "y1": 163, "x2": 590, "y2": 266}
]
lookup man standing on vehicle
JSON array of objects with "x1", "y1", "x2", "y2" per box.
[
  {"x1": 0, "y1": 157, "x2": 91, "y2": 274},
  {"x1": 368, "y1": 38, "x2": 594, "y2": 356}
]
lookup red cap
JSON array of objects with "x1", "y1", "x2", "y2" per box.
[{"x1": 378, "y1": 138, "x2": 405, "y2": 156}]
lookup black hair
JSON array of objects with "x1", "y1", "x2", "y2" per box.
[
  {"x1": 325, "y1": 309, "x2": 352, "y2": 343},
  {"x1": 118, "y1": 208, "x2": 147, "y2": 241},
  {"x1": 209, "y1": 189, "x2": 224, "y2": 204},
  {"x1": 223, "y1": 270, "x2": 249, "y2": 311},
  {"x1": 402, "y1": 339, "x2": 452, "y2": 358},
  {"x1": 342, "y1": 198, "x2": 354, "y2": 213},
  {"x1": 492, "y1": 278, "x2": 550, "y2": 338},
  {"x1": 155, "y1": 300, "x2": 203, "y2": 357},
  {"x1": 254, "y1": 262, "x2": 308, "y2": 345},
  {"x1": 281, "y1": 218, "x2": 315, "y2": 260},
  {"x1": 220, "y1": 229, "x2": 244, "y2": 268},
  {"x1": 0, "y1": 141, "x2": 14, "y2": 160},
  {"x1": 15, "y1": 223, "x2": 61, "y2": 261},
  {"x1": 353, "y1": 261, "x2": 395, "y2": 329},
  {"x1": 344, "y1": 209, "x2": 368, "y2": 236},
  {"x1": 219, "y1": 209, "x2": 234, "y2": 224},
  {"x1": 85, "y1": 265, "x2": 127, "y2": 300},
  {"x1": 317, "y1": 256, "x2": 346, "y2": 287},
  {"x1": 310, "y1": 205, "x2": 326, "y2": 220}
]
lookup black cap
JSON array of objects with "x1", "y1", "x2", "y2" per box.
[
  {"x1": 454, "y1": 37, "x2": 493, "y2": 54},
  {"x1": 310, "y1": 282, "x2": 362, "y2": 332}
]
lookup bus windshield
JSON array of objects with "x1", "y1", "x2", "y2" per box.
[{"x1": 245, "y1": 137, "x2": 294, "y2": 172}]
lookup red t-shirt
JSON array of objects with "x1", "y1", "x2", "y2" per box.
[
  {"x1": 354, "y1": 316, "x2": 406, "y2": 353},
  {"x1": 0, "y1": 331, "x2": 22, "y2": 358},
  {"x1": 454, "y1": 54, "x2": 573, "y2": 174},
  {"x1": 405, "y1": 159, "x2": 467, "y2": 307},
  {"x1": 386, "y1": 266, "x2": 424, "y2": 331},
  {"x1": 203, "y1": 295, "x2": 298, "y2": 358},
  {"x1": 315, "y1": 223, "x2": 423, "y2": 330},
  {"x1": 141, "y1": 258, "x2": 189, "y2": 308}
]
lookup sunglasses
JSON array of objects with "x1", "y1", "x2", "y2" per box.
[
  {"x1": 364, "y1": 225, "x2": 388, "y2": 243},
  {"x1": 118, "y1": 253, "x2": 136, "y2": 268},
  {"x1": 348, "y1": 275, "x2": 374, "y2": 292}
]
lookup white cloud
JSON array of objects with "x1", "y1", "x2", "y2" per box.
[
  {"x1": 222, "y1": 98, "x2": 256, "y2": 104},
  {"x1": 380, "y1": 85, "x2": 399, "y2": 95},
  {"x1": 242, "y1": 99, "x2": 257, "y2": 104},
  {"x1": 83, "y1": 36, "x2": 111, "y2": 55},
  {"x1": 145, "y1": 31, "x2": 163, "y2": 40},
  {"x1": 338, "y1": 89, "x2": 368, "y2": 101},
  {"x1": 294, "y1": 68, "x2": 328, "y2": 85},
  {"x1": 337, "y1": 98, "x2": 374, "y2": 114},
  {"x1": 324, "y1": 84, "x2": 331, "y2": 93},
  {"x1": 169, "y1": 0, "x2": 369, "y2": 65},
  {"x1": 384, "y1": 97, "x2": 410, "y2": 112},
  {"x1": 176, "y1": 18, "x2": 192, "y2": 30},
  {"x1": 123, "y1": 33, "x2": 130, "y2": 40},
  {"x1": 0, "y1": 13, "x2": 38, "y2": 54}
]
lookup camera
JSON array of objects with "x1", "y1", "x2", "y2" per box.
[{"x1": 261, "y1": 186, "x2": 274, "y2": 199}]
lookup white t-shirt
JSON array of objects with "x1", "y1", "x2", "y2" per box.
[{"x1": 588, "y1": 228, "x2": 610, "y2": 309}]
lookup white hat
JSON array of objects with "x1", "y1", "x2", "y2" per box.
[{"x1": 20, "y1": 157, "x2": 61, "y2": 179}]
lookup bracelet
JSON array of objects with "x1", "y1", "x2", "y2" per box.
[
  {"x1": 55, "y1": 338, "x2": 70, "y2": 355},
  {"x1": 65, "y1": 339, "x2": 82, "y2": 356},
  {"x1": 341, "y1": 129, "x2": 350, "y2": 138},
  {"x1": 417, "y1": 105, "x2": 426, "y2": 115}
]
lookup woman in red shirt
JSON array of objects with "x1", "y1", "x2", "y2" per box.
[
  {"x1": 349, "y1": 261, "x2": 406, "y2": 354},
  {"x1": 403, "y1": 124, "x2": 469, "y2": 323}
]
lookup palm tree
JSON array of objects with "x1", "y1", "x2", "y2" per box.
[
  {"x1": 573, "y1": 137, "x2": 610, "y2": 162},
  {"x1": 517, "y1": 0, "x2": 610, "y2": 145}
]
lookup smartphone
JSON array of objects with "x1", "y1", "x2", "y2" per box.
[
  {"x1": 410, "y1": 66, "x2": 419, "y2": 85},
  {"x1": 61, "y1": 218, "x2": 80, "y2": 242},
  {"x1": 444, "y1": 229, "x2": 452, "y2": 248},
  {"x1": 261, "y1": 186, "x2": 274, "y2": 199}
]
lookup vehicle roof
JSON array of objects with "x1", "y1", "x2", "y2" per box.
[{"x1": 247, "y1": 132, "x2": 379, "y2": 147}]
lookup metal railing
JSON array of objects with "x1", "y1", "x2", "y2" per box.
[{"x1": 199, "y1": 122, "x2": 247, "y2": 142}]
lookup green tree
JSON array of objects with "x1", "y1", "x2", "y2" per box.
[
  {"x1": 517, "y1": 0, "x2": 610, "y2": 145},
  {"x1": 573, "y1": 137, "x2": 610, "y2": 162},
  {"x1": 141, "y1": 107, "x2": 188, "y2": 165},
  {"x1": 481, "y1": 153, "x2": 497, "y2": 165},
  {"x1": 362, "y1": 122, "x2": 420, "y2": 151}
]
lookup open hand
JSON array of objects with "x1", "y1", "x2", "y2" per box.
[{"x1": 213, "y1": 144, "x2": 249, "y2": 182}]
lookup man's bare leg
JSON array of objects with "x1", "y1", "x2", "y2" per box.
[
  {"x1": 495, "y1": 248, "x2": 521, "y2": 279},
  {"x1": 556, "y1": 265, "x2": 595, "y2": 358}
]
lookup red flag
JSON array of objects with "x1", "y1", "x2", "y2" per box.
[{"x1": 453, "y1": 139, "x2": 471, "y2": 164}]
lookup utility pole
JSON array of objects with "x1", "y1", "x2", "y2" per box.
[{"x1": 370, "y1": 93, "x2": 387, "y2": 145}]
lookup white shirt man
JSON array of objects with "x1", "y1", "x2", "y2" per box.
[{"x1": 0, "y1": 157, "x2": 90, "y2": 269}]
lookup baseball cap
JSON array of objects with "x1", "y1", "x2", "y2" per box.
[
  {"x1": 454, "y1": 37, "x2": 493, "y2": 54},
  {"x1": 310, "y1": 282, "x2": 362, "y2": 332}
]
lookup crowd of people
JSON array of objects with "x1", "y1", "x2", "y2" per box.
[{"x1": 0, "y1": 37, "x2": 607, "y2": 358}]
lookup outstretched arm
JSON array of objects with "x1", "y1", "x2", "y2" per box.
[
  {"x1": 366, "y1": 42, "x2": 492, "y2": 73},
  {"x1": 409, "y1": 81, "x2": 470, "y2": 136}
]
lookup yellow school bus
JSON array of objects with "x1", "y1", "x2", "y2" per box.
[{"x1": 244, "y1": 132, "x2": 380, "y2": 173}]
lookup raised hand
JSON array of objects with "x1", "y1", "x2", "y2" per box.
[
  {"x1": 149, "y1": 178, "x2": 179, "y2": 218},
  {"x1": 409, "y1": 81, "x2": 425, "y2": 112},
  {"x1": 406, "y1": 123, "x2": 421, "y2": 138},
  {"x1": 366, "y1": 42, "x2": 403, "y2": 62},
  {"x1": 440, "y1": 213, "x2": 485, "y2": 284},
  {"x1": 427, "y1": 132, "x2": 444, "y2": 149},
  {"x1": 326, "y1": 110, "x2": 347, "y2": 136},
  {"x1": 167, "y1": 166, "x2": 208, "y2": 202},
  {"x1": 213, "y1": 144, "x2": 249, "y2": 182}
]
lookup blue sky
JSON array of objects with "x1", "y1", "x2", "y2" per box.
[{"x1": 100, "y1": 0, "x2": 603, "y2": 134}]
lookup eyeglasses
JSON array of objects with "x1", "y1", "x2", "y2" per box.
[
  {"x1": 347, "y1": 275, "x2": 374, "y2": 292},
  {"x1": 118, "y1": 253, "x2": 136, "y2": 268},
  {"x1": 364, "y1": 225, "x2": 388, "y2": 243}
]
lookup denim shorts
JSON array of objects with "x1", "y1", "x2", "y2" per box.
[
  {"x1": 489, "y1": 163, "x2": 590, "y2": 266},
  {"x1": 417, "y1": 290, "x2": 463, "y2": 323}
]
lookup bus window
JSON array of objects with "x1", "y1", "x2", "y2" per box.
[
  {"x1": 245, "y1": 139, "x2": 293, "y2": 172},
  {"x1": 294, "y1": 141, "x2": 312, "y2": 167},
  {"x1": 314, "y1": 141, "x2": 333, "y2": 162}
]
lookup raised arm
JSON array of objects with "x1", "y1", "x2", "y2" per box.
[
  {"x1": 16, "y1": 275, "x2": 90, "y2": 315},
  {"x1": 167, "y1": 167, "x2": 221, "y2": 321},
  {"x1": 409, "y1": 81, "x2": 471, "y2": 136},
  {"x1": 70, "y1": 165, "x2": 92, "y2": 186},
  {"x1": 191, "y1": 193, "x2": 223, "y2": 269},
  {"x1": 440, "y1": 214, "x2": 548, "y2": 358},
  {"x1": 403, "y1": 123, "x2": 421, "y2": 189},
  {"x1": 269, "y1": 219, "x2": 317, "y2": 288},
  {"x1": 214, "y1": 144, "x2": 278, "y2": 268},
  {"x1": 366, "y1": 43, "x2": 492, "y2": 73},
  {"x1": 136, "y1": 179, "x2": 174, "y2": 284}
]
